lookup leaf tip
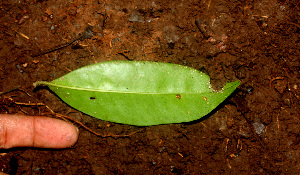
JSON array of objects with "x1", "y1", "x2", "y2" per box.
[{"x1": 223, "y1": 80, "x2": 240, "y2": 91}]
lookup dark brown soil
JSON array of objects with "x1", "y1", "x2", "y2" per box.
[{"x1": 1, "y1": 0, "x2": 299, "y2": 174}]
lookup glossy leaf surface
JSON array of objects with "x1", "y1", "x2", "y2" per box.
[{"x1": 34, "y1": 61, "x2": 240, "y2": 126}]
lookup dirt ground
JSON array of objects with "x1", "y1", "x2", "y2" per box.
[{"x1": 0, "y1": 0, "x2": 299, "y2": 174}]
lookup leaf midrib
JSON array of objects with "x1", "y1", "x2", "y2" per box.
[{"x1": 33, "y1": 81, "x2": 216, "y2": 95}]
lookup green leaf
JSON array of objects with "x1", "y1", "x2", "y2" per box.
[{"x1": 34, "y1": 61, "x2": 240, "y2": 126}]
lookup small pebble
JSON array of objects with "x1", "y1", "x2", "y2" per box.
[
  {"x1": 253, "y1": 119, "x2": 265, "y2": 135},
  {"x1": 129, "y1": 13, "x2": 144, "y2": 22}
]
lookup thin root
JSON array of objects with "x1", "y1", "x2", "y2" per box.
[
  {"x1": 269, "y1": 77, "x2": 284, "y2": 88},
  {"x1": 14, "y1": 101, "x2": 142, "y2": 138}
]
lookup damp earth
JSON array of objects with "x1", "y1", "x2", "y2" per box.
[{"x1": 0, "y1": 0, "x2": 299, "y2": 174}]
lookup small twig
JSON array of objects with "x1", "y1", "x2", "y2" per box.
[
  {"x1": 14, "y1": 102, "x2": 44, "y2": 106},
  {"x1": 102, "y1": 10, "x2": 107, "y2": 29},
  {"x1": 195, "y1": 19, "x2": 211, "y2": 39},
  {"x1": 276, "y1": 114, "x2": 280, "y2": 133},
  {"x1": 0, "y1": 86, "x2": 21, "y2": 95},
  {"x1": 32, "y1": 24, "x2": 94, "y2": 57},
  {"x1": 118, "y1": 52, "x2": 133, "y2": 61}
]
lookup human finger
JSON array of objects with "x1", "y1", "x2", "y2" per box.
[{"x1": 0, "y1": 114, "x2": 78, "y2": 149}]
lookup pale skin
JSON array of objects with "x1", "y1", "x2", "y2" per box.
[{"x1": 0, "y1": 114, "x2": 78, "y2": 149}]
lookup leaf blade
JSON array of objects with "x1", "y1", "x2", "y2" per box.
[{"x1": 34, "y1": 61, "x2": 240, "y2": 126}]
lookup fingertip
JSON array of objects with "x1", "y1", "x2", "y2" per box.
[
  {"x1": 0, "y1": 115, "x2": 79, "y2": 149},
  {"x1": 34, "y1": 117, "x2": 79, "y2": 148}
]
